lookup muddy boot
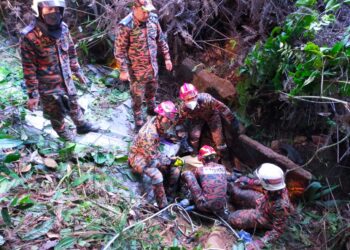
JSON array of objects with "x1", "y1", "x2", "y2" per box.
[
  {"x1": 57, "y1": 128, "x2": 76, "y2": 142},
  {"x1": 153, "y1": 183, "x2": 168, "y2": 209},
  {"x1": 77, "y1": 122, "x2": 100, "y2": 134}
]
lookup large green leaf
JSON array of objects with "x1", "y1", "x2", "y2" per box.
[
  {"x1": 93, "y1": 152, "x2": 107, "y2": 165},
  {"x1": 21, "y1": 218, "x2": 55, "y2": 241},
  {"x1": 303, "y1": 181, "x2": 322, "y2": 201},
  {"x1": 0, "y1": 134, "x2": 12, "y2": 139},
  {"x1": 115, "y1": 155, "x2": 128, "y2": 164},
  {"x1": 15, "y1": 195, "x2": 35, "y2": 210},
  {"x1": 4, "y1": 152, "x2": 20, "y2": 163},
  {"x1": 0, "y1": 177, "x2": 12, "y2": 194},
  {"x1": 313, "y1": 185, "x2": 339, "y2": 200},
  {"x1": 54, "y1": 237, "x2": 76, "y2": 250},
  {"x1": 59, "y1": 143, "x2": 76, "y2": 159},
  {"x1": 0, "y1": 67, "x2": 10, "y2": 83},
  {"x1": 304, "y1": 42, "x2": 322, "y2": 56},
  {"x1": 330, "y1": 41, "x2": 344, "y2": 56},
  {"x1": 325, "y1": 0, "x2": 341, "y2": 12},
  {"x1": 1, "y1": 207, "x2": 11, "y2": 226},
  {"x1": 0, "y1": 138, "x2": 23, "y2": 150},
  {"x1": 296, "y1": 0, "x2": 316, "y2": 7},
  {"x1": 72, "y1": 174, "x2": 91, "y2": 187}
]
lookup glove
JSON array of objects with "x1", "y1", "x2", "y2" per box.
[
  {"x1": 245, "y1": 239, "x2": 264, "y2": 250},
  {"x1": 171, "y1": 157, "x2": 185, "y2": 167}
]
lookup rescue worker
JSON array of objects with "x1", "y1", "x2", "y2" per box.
[
  {"x1": 181, "y1": 145, "x2": 227, "y2": 215},
  {"x1": 20, "y1": 0, "x2": 99, "y2": 141},
  {"x1": 178, "y1": 83, "x2": 240, "y2": 157},
  {"x1": 227, "y1": 163, "x2": 293, "y2": 250},
  {"x1": 114, "y1": 0, "x2": 173, "y2": 131},
  {"x1": 128, "y1": 101, "x2": 180, "y2": 209}
]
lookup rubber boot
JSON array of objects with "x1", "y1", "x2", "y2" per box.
[
  {"x1": 57, "y1": 128, "x2": 76, "y2": 141},
  {"x1": 77, "y1": 122, "x2": 100, "y2": 134},
  {"x1": 153, "y1": 183, "x2": 168, "y2": 209}
]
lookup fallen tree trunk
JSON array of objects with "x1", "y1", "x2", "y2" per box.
[{"x1": 232, "y1": 134, "x2": 312, "y2": 198}]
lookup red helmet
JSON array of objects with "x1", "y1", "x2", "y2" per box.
[
  {"x1": 198, "y1": 145, "x2": 216, "y2": 161},
  {"x1": 179, "y1": 83, "x2": 198, "y2": 101},
  {"x1": 154, "y1": 101, "x2": 178, "y2": 121}
]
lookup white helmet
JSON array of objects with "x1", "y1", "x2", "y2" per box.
[
  {"x1": 255, "y1": 163, "x2": 286, "y2": 191},
  {"x1": 32, "y1": 0, "x2": 66, "y2": 17}
]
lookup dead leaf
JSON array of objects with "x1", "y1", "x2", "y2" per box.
[
  {"x1": 67, "y1": 163, "x2": 72, "y2": 174},
  {"x1": 46, "y1": 232, "x2": 60, "y2": 239},
  {"x1": 39, "y1": 239, "x2": 58, "y2": 250},
  {"x1": 45, "y1": 174, "x2": 54, "y2": 183},
  {"x1": 44, "y1": 158, "x2": 58, "y2": 169},
  {"x1": 16, "y1": 164, "x2": 32, "y2": 173},
  {"x1": 41, "y1": 191, "x2": 56, "y2": 197},
  {"x1": 30, "y1": 150, "x2": 44, "y2": 164}
]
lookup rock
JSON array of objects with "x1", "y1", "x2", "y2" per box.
[
  {"x1": 177, "y1": 57, "x2": 237, "y2": 102},
  {"x1": 193, "y1": 70, "x2": 236, "y2": 101}
]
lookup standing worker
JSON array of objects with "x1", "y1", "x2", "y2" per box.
[
  {"x1": 114, "y1": 0, "x2": 173, "y2": 131},
  {"x1": 20, "y1": 0, "x2": 99, "y2": 141}
]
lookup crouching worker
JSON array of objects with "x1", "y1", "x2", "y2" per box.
[
  {"x1": 178, "y1": 83, "x2": 240, "y2": 158},
  {"x1": 128, "y1": 101, "x2": 180, "y2": 209},
  {"x1": 181, "y1": 145, "x2": 227, "y2": 215},
  {"x1": 227, "y1": 163, "x2": 293, "y2": 250}
]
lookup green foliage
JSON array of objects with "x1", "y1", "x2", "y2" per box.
[
  {"x1": 303, "y1": 181, "x2": 339, "y2": 203},
  {"x1": 0, "y1": 64, "x2": 26, "y2": 111},
  {"x1": 19, "y1": 218, "x2": 55, "y2": 241},
  {"x1": 238, "y1": 0, "x2": 350, "y2": 118}
]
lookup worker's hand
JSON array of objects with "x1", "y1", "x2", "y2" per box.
[
  {"x1": 170, "y1": 157, "x2": 185, "y2": 167},
  {"x1": 245, "y1": 239, "x2": 264, "y2": 250},
  {"x1": 27, "y1": 98, "x2": 39, "y2": 111},
  {"x1": 165, "y1": 59, "x2": 173, "y2": 71},
  {"x1": 119, "y1": 71, "x2": 130, "y2": 81}
]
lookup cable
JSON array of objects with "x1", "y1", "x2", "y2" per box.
[{"x1": 103, "y1": 203, "x2": 196, "y2": 250}]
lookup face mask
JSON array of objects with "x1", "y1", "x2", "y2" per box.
[
  {"x1": 185, "y1": 100, "x2": 197, "y2": 110},
  {"x1": 43, "y1": 12, "x2": 62, "y2": 29}
]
